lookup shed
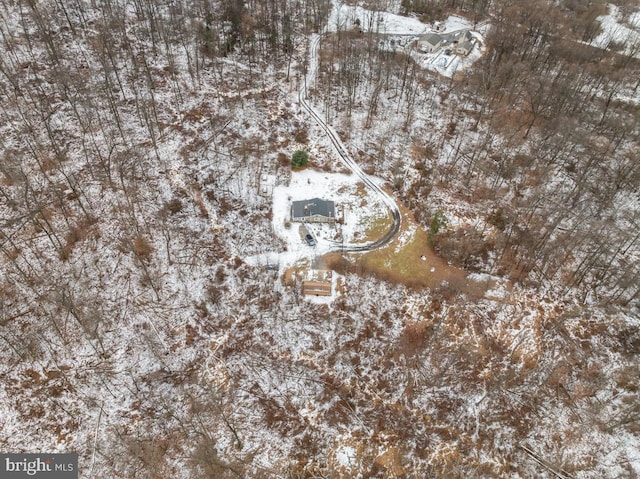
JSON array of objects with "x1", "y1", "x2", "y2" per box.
[{"x1": 301, "y1": 269, "x2": 333, "y2": 296}]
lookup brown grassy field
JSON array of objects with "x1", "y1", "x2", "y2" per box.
[{"x1": 324, "y1": 199, "x2": 469, "y2": 292}]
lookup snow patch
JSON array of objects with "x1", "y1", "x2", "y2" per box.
[
  {"x1": 335, "y1": 445, "x2": 357, "y2": 467},
  {"x1": 592, "y1": 4, "x2": 640, "y2": 57}
]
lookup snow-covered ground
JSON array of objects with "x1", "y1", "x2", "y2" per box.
[
  {"x1": 592, "y1": 4, "x2": 640, "y2": 56},
  {"x1": 328, "y1": 3, "x2": 477, "y2": 36},
  {"x1": 327, "y1": 1, "x2": 486, "y2": 78},
  {"x1": 329, "y1": 3, "x2": 430, "y2": 35},
  {"x1": 245, "y1": 168, "x2": 388, "y2": 270},
  {"x1": 0, "y1": 0, "x2": 637, "y2": 477}
]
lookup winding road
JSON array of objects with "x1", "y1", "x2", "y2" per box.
[{"x1": 298, "y1": 34, "x2": 401, "y2": 253}]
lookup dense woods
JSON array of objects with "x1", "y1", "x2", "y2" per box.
[{"x1": 0, "y1": 0, "x2": 638, "y2": 478}]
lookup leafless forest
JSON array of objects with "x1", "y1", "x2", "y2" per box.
[{"x1": 0, "y1": 0, "x2": 638, "y2": 477}]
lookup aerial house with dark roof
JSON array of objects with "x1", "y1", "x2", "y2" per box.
[{"x1": 291, "y1": 198, "x2": 336, "y2": 224}]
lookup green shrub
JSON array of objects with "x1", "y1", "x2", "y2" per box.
[
  {"x1": 428, "y1": 210, "x2": 447, "y2": 245},
  {"x1": 291, "y1": 150, "x2": 309, "y2": 168}
]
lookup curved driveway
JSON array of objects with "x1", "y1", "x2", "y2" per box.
[{"x1": 298, "y1": 34, "x2": 401, "y2": 253}]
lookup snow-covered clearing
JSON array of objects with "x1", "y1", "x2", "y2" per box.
[
  {"x1": 328, "y1": 3, "x2": 474, "y2": 35},
  {"x1": 245, "y1": 168, "x2": 388, "y2": 269},
  {"x1": 592, "y1": 4, "x2": 640, "y2": 56},
  {"x1": 327, "y1": 2, "x2": 486, "y2": 78}
]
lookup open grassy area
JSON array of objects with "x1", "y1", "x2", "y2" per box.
[
  {"x1": 361, "y1": 210, "x2": 467, "y2": 290},
  {"x1": 356, "y1": 211, "x2": 394, "y2": 244},
  {"x1": 325, "y1": 199, "x2": 468, "y2": 291},
  {"x1": 339, "y1": 181, "x2": 395, "y2": 244}
]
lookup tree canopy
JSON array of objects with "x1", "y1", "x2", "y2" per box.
[{"x1": 291, "y1": 150, "x2": 309, "y2": 168}]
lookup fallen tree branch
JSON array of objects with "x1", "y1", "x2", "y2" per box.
[{"x1": 519, "y1": 444, "x2": 574, "y2": 479}]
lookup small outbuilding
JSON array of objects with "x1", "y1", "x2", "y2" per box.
[
  {"x1": 301, "y1": 269, "x2": 333, "y2": 296},
  {"x1": 291, "y1": 198, "x2": 336, "y2": 223},
  {"x1": 455, "y1": 39, "x2": 475, "y2": 55}
]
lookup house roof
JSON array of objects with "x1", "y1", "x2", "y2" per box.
[
  {"x1": 440, "y1": 30, "x2": 472, "y2": 44},
  {"x1": 291, "y1": 198, "x2": 335, "y2": 218},
  {"x1": 457, "y1": 40, "x2": 474, "y2": 52},
  {"x1": 457, "y1": 30, "x2": 473, "y2": 42},
  {"x1": 419, "y1": 33, "x2": 442, "y2": 46}
]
